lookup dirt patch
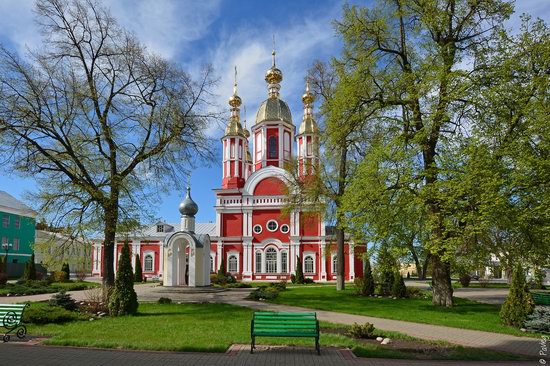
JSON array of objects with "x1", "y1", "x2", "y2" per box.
[{"x1": 321, "y1": 327, "x2": 451, "y2": 357}]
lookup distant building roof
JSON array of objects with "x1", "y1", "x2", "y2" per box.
[
  {"x1": 127, "y1": 222, "x2": 217, "y2": 240},
  {"x1": 0, "y1": 190, "x2": 37, "y2": 217}
]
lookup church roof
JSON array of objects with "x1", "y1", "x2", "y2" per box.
[
  {"x1": 255, "y1": 97, "x2": 292, "y2": 125},
  {"x1": 134, "y1": 222, "x2": 216, "y2": 239}
]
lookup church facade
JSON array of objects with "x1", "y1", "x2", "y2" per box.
[{"x1": 91, "y1": 53, "x2": 364, "y2": 283}]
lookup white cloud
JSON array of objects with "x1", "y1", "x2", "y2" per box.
[
  {"x1": 108, "y1": 0, "x2": 221, "y2": 59},
  {"x1": 200, "y1": 6, "x2": 341, "y2": 139},
  {"x1": 0, "y1": 0, "x2": 221, "y2": 59}
]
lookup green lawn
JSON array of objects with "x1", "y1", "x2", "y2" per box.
[
  {"x1": 27, "y1": 302, "x2": 523, "y2": 360},
  {"x1": 270, "y1": 286, "x2": 537, "y2": 337}
]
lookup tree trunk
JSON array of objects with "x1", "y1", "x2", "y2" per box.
[
  {"x1": 420, "y1": 254, "x2": 431, "y2": 280},
  {"x1": 431, "y1": 254, "x2": 453, "y2": 307},
  {"x1": 335, "y1": 226, "x2": 346, "y2": 291},
  {"x1": 102, "y1": 198, "x2": 119, "y2": 286}
]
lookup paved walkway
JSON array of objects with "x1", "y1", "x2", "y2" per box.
[
  {"x1": 1, "y1": 284, "x2": 539, "y2": 358},
  {"x1": 0, "y1": 343, "x2": 536, "y2": 366}
]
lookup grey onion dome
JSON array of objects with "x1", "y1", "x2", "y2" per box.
[{"x1": 178, "y1": 187, "x2": 198, "y2": 217}]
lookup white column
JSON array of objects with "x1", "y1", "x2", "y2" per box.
[
  {"x1": 277, "y1": 249, "x2": 282, "y2": 273},
  {"x1": 159, "y1": 241, "x2": 164, "y2": 277},
  {"x1": 320, "y1": 242, "x2": 327, "y2": 281},
  {"x1": 217, "y1": 241, "x2": 223, "y2": 270},
  {"x1": 349, "y1": 243, "x2": 355, "y2": 280}
]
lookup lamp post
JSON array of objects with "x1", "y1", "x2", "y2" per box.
[{"x1": 2, "y1": 242, "x2": 12, "y2": 273}]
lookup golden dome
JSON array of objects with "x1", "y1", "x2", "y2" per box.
[
  {"x1": 298, "y1": 116, "x2": 319, "y2": 135},
  {"x1": 229, "y1": 94, "x2": 242, "y2": 107},
  {"x1": 224, "y1": 118, "x2": 245, "y2": 137},
  {"x1": 265, "y1": 67, "x2": 283, "y2": 84},
  {"x1": 246, "y1": 149, "x2": 252, "y2": 163},
  {"x1": 243, "y1": 127, "x2": 250, "y2": 138}
]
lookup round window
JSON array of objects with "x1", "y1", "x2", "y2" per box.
[
  {"x1": 280, "y1": 224, "x2": 289, "y2": 233},
  {"x1": 266, "y1": 220, "x2": 278, "y2": 232},
  {"x1": 253, "y1": 224, "x2": 262, "y2": 234}
]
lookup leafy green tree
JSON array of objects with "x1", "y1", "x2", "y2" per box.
[
  {"x1": 109, "y1": 241, "x2": 138, "y2": 316},
  {"x1": 336, "y1": 0, "x2": 515, "y2": 306},
  {"x1": 500, "y1": 264, "x2": 534, "y2": 327},
  {"x1": 23, "y1": 253, "x2": 37, "y2": 281},
  {"x1": 294, "y1": 256, "x2": 305, "y2": 284},
  {"x1": 134, "y1": 254, "x2": 143, "y2": 283},
  {"x1": 0, "y1": 0, "x2": 215, "y2": 287}
]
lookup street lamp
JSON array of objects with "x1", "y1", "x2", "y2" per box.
[{"x1": 2, "y1": 242, "x2": 12, "y2": 264}]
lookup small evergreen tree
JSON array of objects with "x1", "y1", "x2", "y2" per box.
[
  {"x1": 61, "y1": 262, "x2": 71, "y2": 281},
  {"x1": 363, "y1": 258, "x2": 375, "y2": 296},
  {"x1": 134, "y1": 254, "x2": 143, "y2": 282},
  {"x1": 295, "y1": 256, "x2": 305, "y2": 284},
  {"x1": 500, "y1": 264, "x2": 534, "y2": 327},
  {"x1": 0, "y1": 256, "x2": 5, "y2": 273},
  {"x1": 391, "y1": 271, "x2": 407, "y2": 298},
  {"x1": 109, "y1": 241, "x2": 138, "y2": 316},
  {"x1": 217, "y1": 260, "x2": 226, "y2": 277},
  {"x1": 23, "y1": 253, "x2": 37, "y2": 281}
]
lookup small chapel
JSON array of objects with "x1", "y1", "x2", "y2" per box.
[{"x1": 91, "y1": 50, "x2": 364, "y2": 285}]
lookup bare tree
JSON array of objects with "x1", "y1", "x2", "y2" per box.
[{"x1": 0, "y1": 0, "x2": 216, "y2": 286}]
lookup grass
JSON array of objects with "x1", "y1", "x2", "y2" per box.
[
  {"x1": 0, "y1": 280, "x2": 99, "y2": 296},
  {"x1": 269, "y1": 286, "x2": 539, "y2": 338},
  {"x1": 26, "y1": 302, "x2": 525, "y2": 361}
]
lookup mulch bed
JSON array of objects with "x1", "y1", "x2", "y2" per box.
[{"x1": 321, "y1": 327, "x2": 451, "y2": 357}]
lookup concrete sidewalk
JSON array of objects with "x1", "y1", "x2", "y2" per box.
[{"x1": 0, "y1": 343, "x2": 536, "y2": 366}]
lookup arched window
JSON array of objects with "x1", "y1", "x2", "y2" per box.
[
  {"x1": 304, "y1": 256, "x2": 314, "y2": 273},
  {"x1": 144, "y1": 254, "x2": 153, "y2": 272},
  {"x1": 265, "y1": 247, "x2": 277, "y2": 273},
  {"x1": 332, "y1": 255, "x2": 338, "y2": 274},
  {"x1": 228, "y1": 255, "x2": 238, "y2": 273},
  {"x1": 281, "y1": 251, "x2": 288, "y2": 273},
  {"x1": 255, "y1": 251, "x2": 262, "y2": 273},
  {"x1": 268, "y1": 136, "x2": 278, "y2": 159}
]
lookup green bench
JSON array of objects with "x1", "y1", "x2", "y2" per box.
[
  {"x1": 250, "y1": 311, "x2": 320, "y2": 355},
  {"x1": 532, "y1": 292, "x2": 550, "y2": 306},
  {"x1": 0, "y1": 303, "x2": 29, "y2": 342}
]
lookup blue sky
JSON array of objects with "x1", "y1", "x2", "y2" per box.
[{"x1": 0, "y1": 0, "x2": 549, "y2": 225}]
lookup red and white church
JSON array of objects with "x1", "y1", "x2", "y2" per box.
[{"x1": 91, "y1": 52, "x2": 364, "y2": 283}]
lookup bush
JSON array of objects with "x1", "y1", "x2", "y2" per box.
[
  {"x1": 134, "y1": 254, "x2": 143, "y2": 282},
  {"x1": 290, "y1": 274, "x2": 296, "y2": 284},
  {"x1": 355, "y1": 259, "x2": 375, "y2": 296},
  {"x1": 53, "y1": 270, "x2": 69, "y2": 283},
  {"x1": 294, "y1": 256, "x2": 304, "y2": 284},
  {"x1": 459, "y1": 273, "x2": 471, "y2": 287},
  {"x1": 49, "y1": 290, "x2": 77, "y2": 311},
  {"x1": 478, "y1": 276, "x2": 490, "y2": 288},
  {"x1": 75, "y1": 269, "x2": 87, "y2": 282},
  {"x1": 61, "y1": 263, "x2": 71, "y2": 282},
  {"x1": 304, "y1": 278, "x2": 314, "y2": 284},
  {"x1": 406, "y1": 286, "x2": 424, "y2": 299},
  {"x1": 80, "y1": 286, "x2": 109, "y2": 314},
  {"x1": 0, "y1": 273, "x2": 7, "y2": 285},
  {"x1": 523, "y1": 306, "x2": 550, "y2": 333},
  {"x1": 500, "y1": 264, "x2": 534, "y2": 327},
  {"x1": 23, "y1": 305, "x2": 85, "y2": 324},
  {"x1": 108, "y1": 241, "x2": 138, "y2": 316},
  {"x1": 269, "y1": 281, "x2": 287, "y2": 291},
  {"x1": 224, "y1": 282, "x2": 252, "y2": 288},
  {"x1": 346, "y1": 322, "x2": 375, "y2": 339},
  {"x1": 158, "y1": 297, "x2": 172, "y2": 304},
  {"x1": 391, "y1": 272, "x2": 407, "y2": 298},
  {"x1": 211, "y1": 273, "x2": 237, "y2": 286},
  {"x1": 247, "y1": 286, "x2": 279, "y2": 300},
  {"x1": 379, "y1": 271, "x2": 394, "y2": 296}
]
